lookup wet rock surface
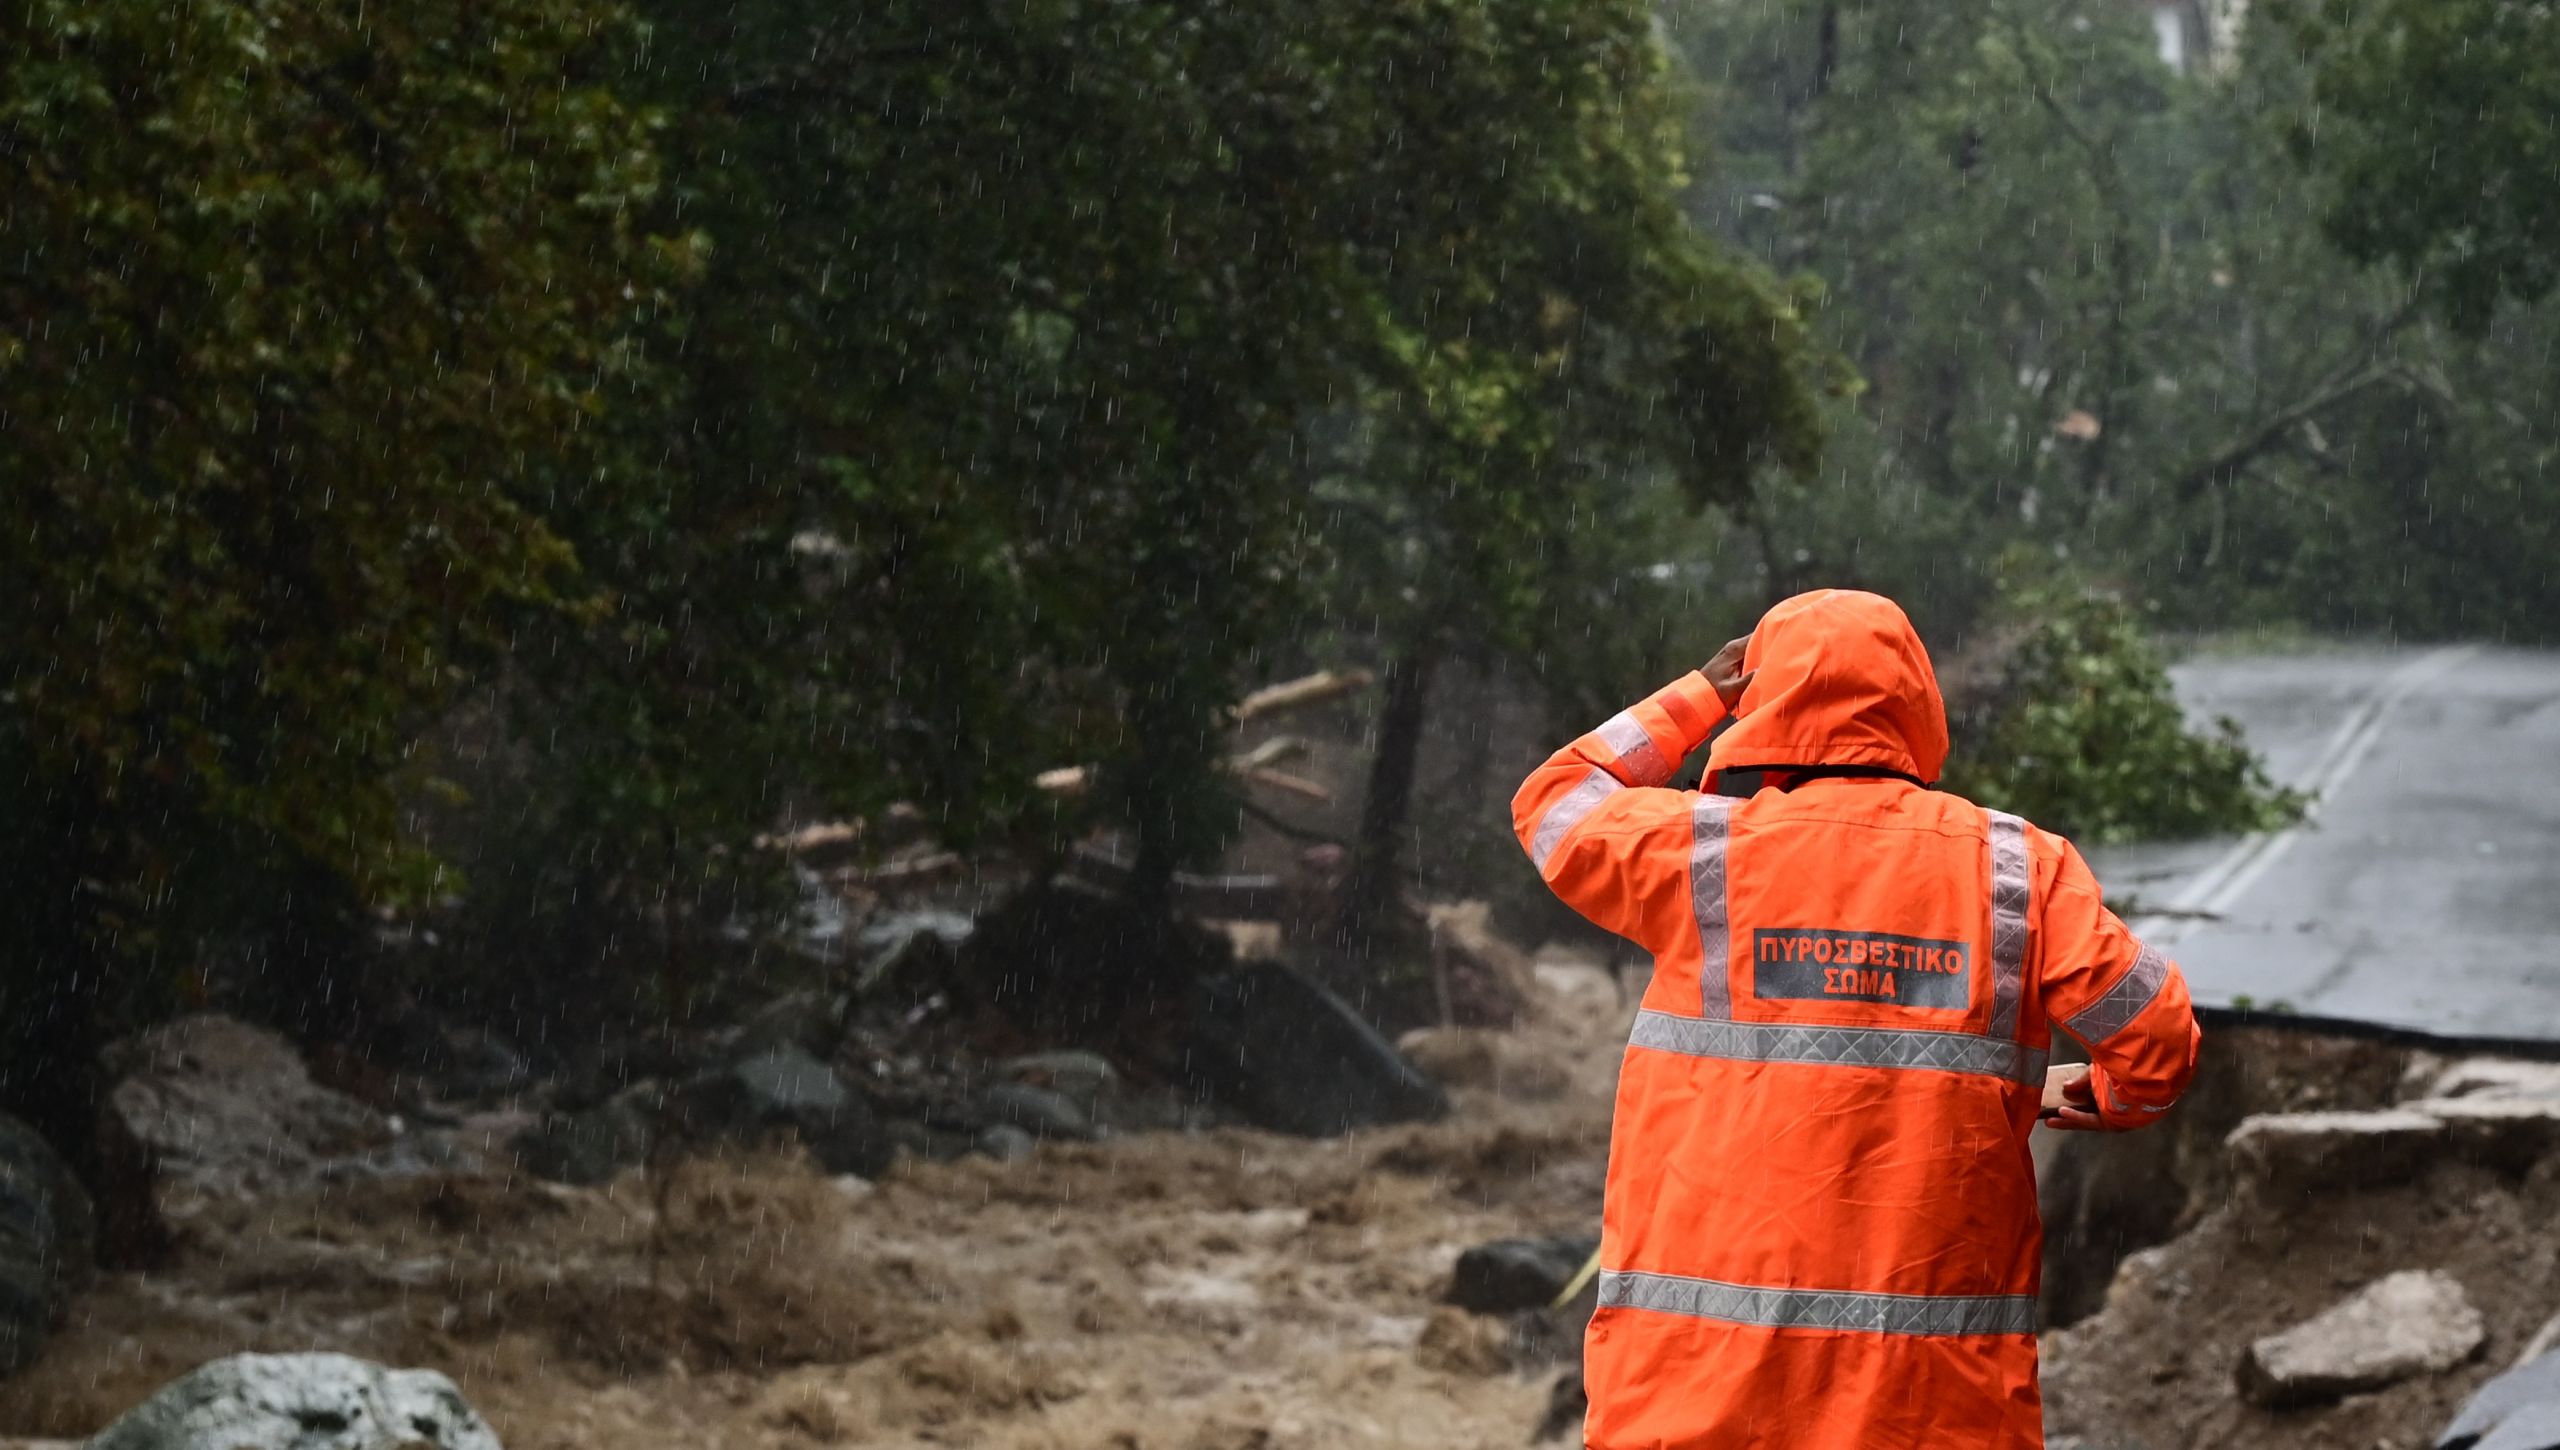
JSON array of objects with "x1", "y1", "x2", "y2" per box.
[
  {"x1": 82, "y1": 1352, "x2": 502, "y2": 1450},
  {"x1": 2240, "y1": 1270, "x2": 2485, "y2": 1408},
  {"x1": 0, "y1": 1116, "x2": 89, "y2": 1379},
  {"x1": 104, "y1": 1016, "x2": 393, "y2": 1203},
  {"x1": 507, "y1": 1096, "x2": 652, "y2": 1187},
  {"x1": 2227, "y1": 1107, "x2": 2449, "y2": 1198},
  {"x1": 1186, "y1": 960, "x2": 1449, "y2": 1136},
  {"x1": 1445, "y1": 1236, "x2": 1597, "y2": 1315},
  {"x1": 676, "y1": 1046, "x2": 895, "y2": 1178}
]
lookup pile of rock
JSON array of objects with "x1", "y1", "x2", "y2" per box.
[{"x1": 2044, "y1": 1047, "x2": 2560, "y2": 1450}]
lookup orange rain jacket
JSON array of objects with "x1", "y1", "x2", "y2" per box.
[{"x1": 1514, "y1": 589, "x2": 2200, "y2": 1450}]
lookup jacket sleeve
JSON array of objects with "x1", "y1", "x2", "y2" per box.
[
  {"x1": 1510, "y1": 672, "x2": 1729, "y2": 949},
  {"x1": 2034, "y1": 833, "x2": 2203, "y2": 1128}
]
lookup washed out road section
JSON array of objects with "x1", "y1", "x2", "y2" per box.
[{"x1": 2091, "y1": 645, "x2": 2560, "y2": 1041}]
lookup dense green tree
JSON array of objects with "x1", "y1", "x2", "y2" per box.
[
  {"x1": 569, "y1": 0, "x2": 1831, "y2": 961},
  {"x1": 0, "y1": 0, "x2": 674, "y2": 1162},
  {"x1": 2266, "y1": 0, "x2": 2560, "y2": 333},
  {"x1": 1659, "y1": 0, "x2": 2560, "y2": 649}
]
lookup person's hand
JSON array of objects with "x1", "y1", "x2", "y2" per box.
[
  {"x1": 1704, "y1": 635, "x2": 1755, "y2": 711},
  {"x1": 2039, "y1": 1064, "x2": 2103, "y2": 1131}
]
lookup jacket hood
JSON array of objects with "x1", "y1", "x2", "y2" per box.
[{"x1": 1706, "y1": 589, "x2": 1950, "y2": 785}]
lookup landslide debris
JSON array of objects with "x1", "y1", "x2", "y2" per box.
[{"x1": 2045, "y1": 1043, "x2": 2560, "y2": 1450}]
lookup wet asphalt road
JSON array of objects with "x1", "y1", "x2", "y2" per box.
[{"x1": 2084, "y1": 645, "x2": 2560, "y2": 1040}]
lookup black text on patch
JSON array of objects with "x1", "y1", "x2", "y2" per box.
[{"x1": 1751, "y1": 928, "x2": 1973, "y2": 1009}]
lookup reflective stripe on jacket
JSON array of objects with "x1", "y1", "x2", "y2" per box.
[{"x1": 1513, "y1": 589, "x2": 2201, "y2": 1450}]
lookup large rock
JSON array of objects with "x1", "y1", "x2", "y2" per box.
[
  {"x1": 2400, "y1": 1096, "x2": 2560, "y2": 1174},
  {"x1": 1446, "y1": 1236, "x2": 1598, "y2": 1315},
  {"x1": 855, "y1": 910, "x2": 974, "y2": 1004},
  {"x1": 83, "y1": 1351, "x2": 501, "y2": 1450},
  {"x1": 1185, "y1": 960, "x2": 1449, "y2": 1136},
  {"x1": 2240, "y1": 1269, "x2": 2485, "y2": 1408},
  {"x1": 998, "y1": 1051, "x2": 1120, "y2": 1111},
  {"x1": 2422, "y1": 1059, "x2": 2560, "y2": 1104},
  {"x1": 980, "y1": 1083, "x2": 1094, "y2": 1143},
  {"x1": 508, "y1": 1094, "x2": 653, "y2": 1187},
  {"x1": 0, "y1": 1115, "x2": 92, "y2": 1376},
  {"x1": 2225, "y1": 1108, "x2": 2447, "y2": 1201},
  {"x1": 671, "y1": 1046, "x2": 894, "y2": 1177},
  {"x1": 718, "y1": 991, "x2": 851, "y2": 1064},
  {"x1": 2442, "y1": 1346, "x2": 2560, "y2": 1450},
  {"x1": 104, "y1": 1016, "x2": 390, "y2": 1204}
]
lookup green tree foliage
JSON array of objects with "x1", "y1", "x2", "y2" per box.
[
  {"x1": 2267, "y1": 0, "x2": 2560, "y2": 333},
  {"x1": 0, "y1": 0, "x2": 674, "y2": 1149},
  {"x1": 1942, "y1": 581, "x2": 2301, "y2": 843},
  {"x1": 551, "y1": 0, "x2": 1833, "y2": 957},
  {"x1": 1662, "y1": 0, "x2": 2560, "y2": 646}
]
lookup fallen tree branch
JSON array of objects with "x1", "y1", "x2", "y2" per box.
[
  {"x1": 1231, "y1": 735, "x2": 1309, "y2": 770},
  {"x1": 831, "y1": 851, "x2": 966, "y2": 889},
  {"x1": 1233, "y1": 669, "x2": 1375, "y2": 723},
  {"x1": 1032, "y1": 734, "x2": 1319, "y2": 799},
  {"x1": 2167, "y1": 294, "x2": 2427, "y2": 504},
  {"x1": 2166, "y1": 362, "x2": 2411, "y2": 503}
]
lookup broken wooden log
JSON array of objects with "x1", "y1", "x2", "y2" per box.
[{"x1": 1233, "y1": 668, "x2": 1374, "y2": 723}]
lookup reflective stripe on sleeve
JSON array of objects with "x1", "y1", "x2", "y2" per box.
[
  {"x1": 1689, "y1": 796, "x2": 1736, "y2": 1020},
  {"x1": 1599, "y1": 1268, "x2": 2037, "y2": 1337},
  {"x1": 1985, "y1": 809, "x2": 2031, "y2": 1041},
  {"x1": 2065, "y1": 945, "x2": 2170, "y2": 1044},
  {"x1": 1628, "y1": 1009, "x2": 2047, "y2": 1085},
  {"x1": 1594, "y1": 711, "x2": 1674, "y2": 786},
  {"x1": 1529, "y1": 768, "x2": 1623, "y2": 872}
]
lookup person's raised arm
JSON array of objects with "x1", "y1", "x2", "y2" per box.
[
  {"x1": 2035, "y1": 835, "x2": 2202, "y2": 1130},
  {"x1": 1510, "y1": 638, "x2": 1750, "y2": 945}
]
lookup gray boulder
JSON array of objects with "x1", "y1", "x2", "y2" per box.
[
  {"x1": 855, "y1": 911, "x2": 973, "y2": 1002},
  {"x1": 436, "y1": 1028, "x2": 530, "y2": 1102},
  {"x1": 1447, "y1": 1236, "x2": 1599, "y2": 1315},
  {"x1": 2240, "y1": 1269, "x2": 2484, "y2": 1408},
  {"x1": 981, "y1": 1082, "x2": 1095, "y2": 1142},
  {"x1": 83, "y1": 1351, "x2": 500, "y2": 1450},
  {"x1": 976, "y1": 1125, "x2": 1039, "y2": 1163},
  {"x1": 1000, "y1": 1051, "x2": 1120, "y2": 1109},
  {"x1": 2400, "y1": 1097, "x2": 2560, "y2": 1174},
  {"x1": 1185, "y1": 961, "x2": 1449, "y2": 1136},
  {"x1": 719, "y1": 991, "x2": 850, "y2": 1064},
  {"x1": 508, "y1": 1095, "x2": 652, "y2": 1187},
  {"x1": 0, "y1": 1114, "x2": 92, "y2": 1376},
  {"x1": 104, "y1": 1015, "x2": 389, "y2": 1204},
  {"x1": 2225, "y1": 1108, "x2": 2446, "y2": 1201},
  {"x1": 2442, "y1": 1346, "x2": 2560, "y2": 1449},
  {"x1": 2421, "y1": 1059, "x2": 2560, "y2": 1104},
  {"x1": 673, "y1": 1046, "x2": 893, "y2": 1178}
]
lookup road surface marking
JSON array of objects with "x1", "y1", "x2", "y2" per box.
[{"x1": 2131, "y1": 645, "x2": 2479, "y2": 946}]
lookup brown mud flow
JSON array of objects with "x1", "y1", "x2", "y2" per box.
[
  {"x1": 0, "y1": 1002, "x2": 1620, "y2": 1450},
  {"x1": 9, "y1": 979, "x2": 2556, "y2": 1450}
]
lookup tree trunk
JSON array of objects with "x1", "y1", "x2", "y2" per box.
[{"x1": 1333, "y1": 641, "x2": 1440, "y2": 963}]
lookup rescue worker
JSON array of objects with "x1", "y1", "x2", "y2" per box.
[{"x1": 1513, "y1": 588, "x2": 2199, "y2": 1449}]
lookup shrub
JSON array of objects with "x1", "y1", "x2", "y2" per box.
[{"x1": 1943, "y1": 584, "x2": 2302, "y2": 843}]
